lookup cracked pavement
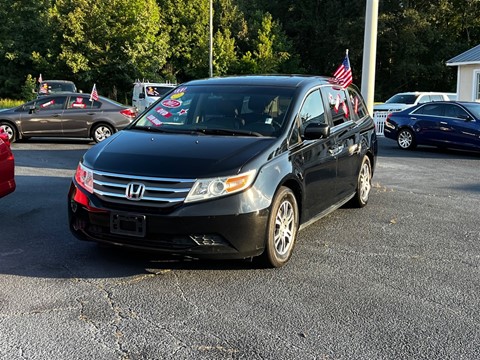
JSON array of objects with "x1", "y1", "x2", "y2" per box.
[{"x1": 0, "y1": 138, "x2": 479, "y2": 359}]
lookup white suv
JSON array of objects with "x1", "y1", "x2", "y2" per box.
[{"x1": 374, "y1": 91, "x2": 456, "y2": 113}]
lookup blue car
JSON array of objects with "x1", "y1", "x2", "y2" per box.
[{"x1": 384, "y1": 101, "x2": 480, "y2": 152}]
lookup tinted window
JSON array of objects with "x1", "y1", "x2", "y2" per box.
[
  {"x1": 347, "y1": 87, "x2": 368, "y2": 120},
  {"x1": 320, "y1": 86, "x2": 351, "y2": 126},
  {"x1": 133, "y1": 85, "x2": 295, "y2": 137},
  {"x1": 35, "y1": 96, "x2": 67, "y2": 110},
  {"x1": 299, "y1": 90, "x2": 325, "y2": 133},
  {"x1": 462, "y1": 103, "x2": 480, "y2": 119},
  {"x1": 444, "y1": 105, "x2": 469, "y2": 119},
  {"x1": 413, "y1": 103, "x2": 445, "y2": 116},
  {"x1": 66, "y1": 96, "x2": 101, "y2": 109}
]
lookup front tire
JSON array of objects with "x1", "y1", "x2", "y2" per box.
[
  {"x1": 397, "y1": 128, "x2": 416, "y2": 150},
  {"x1": 262, "y1": 187, "x2": 299, "y2": 268},
  {"x1": 0, "y1": 122, "x2": 16, "y2": 142},
  {"x1": 350, "y1": 155, "x2": 372, "y2": 208},
  {"x1": 92, "y1": 124, "x2": 114, "y2": 143}
]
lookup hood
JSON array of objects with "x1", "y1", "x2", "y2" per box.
[
  {"x1": 83, "y1": 129, "x2": 277, "y2": 178},
  {"x1": 373, "y1": 103, "x2": 410, "y2": 112}
]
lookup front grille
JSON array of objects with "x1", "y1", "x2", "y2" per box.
[{"x1": 93, "y1": 170, "x2": 195, "y2": 208}]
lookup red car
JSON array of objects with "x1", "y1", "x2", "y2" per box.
[{"x1": 0, "y1": 127, "x2": 15, "y2": 198}]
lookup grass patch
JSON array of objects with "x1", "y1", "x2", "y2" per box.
[{"x1": 0, "y1": 98, "x2": 24, "y2": 109}]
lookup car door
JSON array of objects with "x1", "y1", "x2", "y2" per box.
[
  {"x1": 409, "y1": 103, "x2": 448, "y2": 146},
  {"x1": 19, "y1": 96, "x2": 67, "y2": 137},
  {"x1": 290, "y1": 89, "x2": 337, "y2": 222},
  {"x1": 321, "y1": 86, "x2": 361, "y2": 202},
  {"x1": 62, "y1": 95, "x2": 101, "y2": 137},
  {"x1": 441, "y1": 104, "x2": 480, "y2": 150}
]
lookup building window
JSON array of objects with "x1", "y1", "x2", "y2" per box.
[{"x1": 476, "y1": 72, "x2": 480, "y2": 101}]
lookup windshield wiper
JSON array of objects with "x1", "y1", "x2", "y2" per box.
[
  {"x1": 131, "y1": 126, "x2": 179, "y2": 134},
  {"x1": 190, "y1": 128, "x2": 263, "y2": 137}
]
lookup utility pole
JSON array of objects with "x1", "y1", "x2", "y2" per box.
[{"x1": 361, "y1": 0, "x2": 379, "y2": 115}]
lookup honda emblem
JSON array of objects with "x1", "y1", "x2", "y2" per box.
[{"x1": 125, "y1": 182, "x2": 146, "y2": 201}]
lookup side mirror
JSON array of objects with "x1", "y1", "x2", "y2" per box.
[
  {"x1": 29, "y1": 105, "x2": 36, "y2": 114},
  {"x1": 139, "y1": 93, "x2": 145, "y2": 99},
  {"x1": 458, "y1": 115, "x2": 473, "y2": 121},
  {"x1": 304, "y1": 123, "x2": 330, "y2": 140}
]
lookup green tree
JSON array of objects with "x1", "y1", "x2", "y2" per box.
[
  {"x1": 157, "y1": 0, "x2": 210, "y2": 80},
  {"x1": 49, "y1": 0, "x2": 169, "y2": 99},
  {"x1": 0, "y1": 0, "x2": 52, "y2": 99},
  {"x1": 21, "y1": 74, "x2": 37, "y2": 101}
]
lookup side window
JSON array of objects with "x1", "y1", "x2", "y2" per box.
[
  {"x1": 36, "y1": 96, "x2": 66, "y2": 110},
  {"x1": 347, "y1": 87, "x2": 368, "y2": 120},
  {"x1": 67, "y1": 96, "x2": 101, "y2": 109},
  {"x1": 414, "y1": 103, "x2": 444, "y2": 116},
  {"x1": 299, "y1": 90, "x2": 325, "y2": 134},
  {"x1": 444, "y1": 105, "x2": 468, "y2": 119},
  {"x1": 320, "y1": 86, "x2": 352, "y2": 126},
  {"x1": 430, "y1": 95, "x2": 444, "y2": 102},
  {"x1": 418, "y1": 95, "x2": 431, "y2": 104}
]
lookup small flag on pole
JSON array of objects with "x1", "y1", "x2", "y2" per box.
[
  {"x1": 89, "y1": 84, "x2": 99, "y2": 101},
  {"x1": 38, "y1": 74, "x2": 43, "y2": 83},
  {"x1": 333, "y1": 50, "x2": 353, "y2": 88}
]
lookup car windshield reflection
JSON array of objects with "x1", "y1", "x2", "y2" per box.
[{"x1": 132, "y1": 85, "x2": 295, "y2": 137}]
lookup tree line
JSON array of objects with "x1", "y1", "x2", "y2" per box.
[{"x1": 1, "y1": 0, "x2": 479, "y2": 103}]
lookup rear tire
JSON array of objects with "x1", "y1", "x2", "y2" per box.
[
  {"x1": 92, "y1": 124, "x2": 113, "y2": 143},
  {"x1": 262, "y1": 187, "x2": 299, "y2": 268},
  {"x1": 397, "y1": 128, "x2": 416, "y2": 150}
]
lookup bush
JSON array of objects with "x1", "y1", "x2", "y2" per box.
[{"x1": 0, "y1": 98, "x2": 24, "y2": 109}]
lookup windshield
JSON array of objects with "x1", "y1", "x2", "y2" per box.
[
  {"x1": 462, "y1": 103, "x2": 480, "y2": 119},
  {"x1": 132, "y1": 85, "x2": 294, "y2": 138},
  {"x1": 385, "y1": 94, "x2": 418, "y2": 104}
]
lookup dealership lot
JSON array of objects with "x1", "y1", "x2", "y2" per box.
[{"x1": 0, "y1": 138, "x2": 479, "y2": 359}]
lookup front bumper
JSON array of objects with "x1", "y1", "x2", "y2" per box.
[{"x1": 68, "y1": 182, "x2": 270, "y2": 259}]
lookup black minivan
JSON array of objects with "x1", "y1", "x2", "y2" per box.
[{"x1": 68, "y1": 75, "x2": 377, "y2": 267}]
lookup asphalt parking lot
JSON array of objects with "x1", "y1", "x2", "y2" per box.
[{"x1": 0, "y1": 137, "x2": 479, "y2": 359}]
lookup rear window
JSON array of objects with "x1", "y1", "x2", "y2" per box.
[
  {"x1": 38, "y1": 81, "x2": 76, "y2": 95},
  {"x1": 145, "y1": 86, "x2": 175, "y2": 97}
]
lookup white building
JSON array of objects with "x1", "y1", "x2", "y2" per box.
[{"x1": 446, "y1": 44, "x2": 480, "y2": 101}]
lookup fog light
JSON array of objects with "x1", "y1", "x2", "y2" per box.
[
  {"x1": 70, "y1": 200, "x2": 78, "y2": 213},
  {"x1": 190, "y1": 234, "x2": 226, "y2": 246}
]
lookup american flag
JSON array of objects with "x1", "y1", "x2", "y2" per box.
[
  {"x1": 89, "y1": 83, "x2": 99, "y2": 101},
  {"x1": 333, "y1": 51, "x2": 353, "y2": 88}
]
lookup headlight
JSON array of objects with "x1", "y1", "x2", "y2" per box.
[
  {"x1": 74, "y1": 162, "x2": 94, "y2": 194},
  {"x1": 185, "y1": 170, "x2": 256, "y2": 203}
]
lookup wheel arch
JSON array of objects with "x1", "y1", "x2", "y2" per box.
[
  {"x1": 90, "y1": 121, "x2": 116, "y2": 142},
  {"x1": 278, "y1": 177, "x2": 303, "y2": 225}
]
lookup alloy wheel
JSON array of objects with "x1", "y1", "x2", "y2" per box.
[{"x1": 274, "y1": 199, "x2": 295, "y2": 256}]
